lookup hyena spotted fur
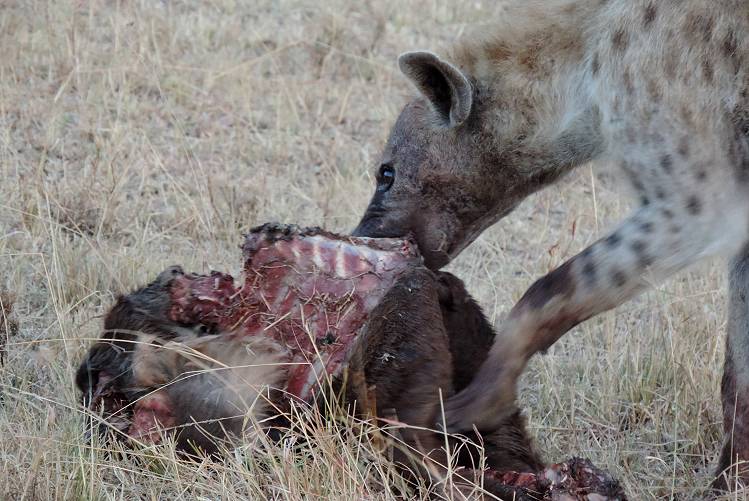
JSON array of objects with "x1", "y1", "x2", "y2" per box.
[{"x1": 352, "y1": 0, "x2": 749, "y2": 489}]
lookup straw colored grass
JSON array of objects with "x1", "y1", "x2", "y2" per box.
[{"x1": 0, "y1": 1, "x2": 740, "y2": 499}]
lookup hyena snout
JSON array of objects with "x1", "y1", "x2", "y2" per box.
[{"x1": 352, "y1": 207, "x2": 462, "y2": 270}]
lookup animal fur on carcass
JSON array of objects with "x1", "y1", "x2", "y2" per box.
[
  {"x1": 76, "y1": 223, "x2": 626, "y2": 500},
  {"x1": 77, "y1": 223, "x2": 423, "y2": 447}
]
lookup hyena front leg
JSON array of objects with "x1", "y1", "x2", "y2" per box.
[
  {"x1": 715, "y1": 244, "x2": 749, "y2": 491},
  {"x1": 444, "y1": 200, "x2": 747, "y2": 432}
]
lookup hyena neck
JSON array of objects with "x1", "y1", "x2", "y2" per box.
[{"x1": 453, "y1": 0, "x2": 604, "y2": 189}]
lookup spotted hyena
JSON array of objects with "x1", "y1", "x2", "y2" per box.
[{"x1": 352, "y1": 0, "x2": 749, "y2": 488}]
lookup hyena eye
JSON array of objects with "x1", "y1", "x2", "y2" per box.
[{"x1": 376, "y1": 164, "x2": 395, "y2": 192}]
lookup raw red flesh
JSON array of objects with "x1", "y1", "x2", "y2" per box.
[
  {"x1": 167, "y1": 224, "x2": 422, "y2": 400},
  {"x1": 482, "y1": 458, "x2": 627, "y2": 500},
  {"x1": 82, "y1": 224, "x2": 627, "y2": 499}
]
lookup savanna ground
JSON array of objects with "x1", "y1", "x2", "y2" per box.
[{"x1": 0, "y1": 1, "x2": 741, "y2": 499}]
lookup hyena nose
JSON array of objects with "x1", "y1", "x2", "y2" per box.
[
  {"x1": 350, "y1": 224, "x2": 366, "y2": 237},
  {"x1": 352, "y1": 210, "x2": 408, "y2": 239},
  {"x1": 351, "y1": 217, "x2": 379, "y2": 237}
]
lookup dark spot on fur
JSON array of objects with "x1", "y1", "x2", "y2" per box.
[
  {"x1": 622, "y1": 159, "x2": 634, "y2": 176},
  {"x1": 591, "y1": 52, "x2": 600, "y2": 76},
  {"x1": 640, "y1": 196, "x2": 650, "y2": 206},
  {"x1": 702, "y1": 59, "x2": 714, "y2": 83},
  {"x1": 611, "y1": 270, "x2": 627, "y2": 288},
  {"x1": 680, "y1": 105, "x2": 695, "y2": 128},
  {"x1": 724, "y1": 30, "x2": 738, "y2": 58},
  {"x1": 643, "y1": 3, "x2": 657, "y2": 28},
  {"x1": 696, "y1": 169, "x2": 707, "y2": 181},
  {"x1": 580, "y1": 248, "x2": 597, "y2": 286},
  {"x1": 648, "y1": 132, "x2": 664, "y2": 146},
  {"x1": 582, "y1": 261, "x2": 597, "y2": 286},
  {"x1": 486, "y1": 41, "x2": 512, "y2": 61},
  {"x1": 736, "y1": 156, "x2": 749, "y2": 182},
  {"x1": 646, "y1": 78, "x2": 661, "y2": 102},
  {"x1": 687, "y1": 13, "x2": 715, "y2": 43},
  {"x1": 606, "y1": 232, "x2": 621, "y2": 248},
  {"x1": 678, "y1": 136, "x2": 690, "y2": 157},
  {"x1": 687, "y1": 195, "x2": 702, "y2": 215},
  {"x1": 736, "y1": 108, "x2": 749, "y2": 137},
  {"x1": 655, "y1": 186, "x2": 667, "y2": 200},
  {"x1": 623, "y1": 68, "x2": 635, "y2": 95},
  {"x1": 612, "y1": 28, "x2": 629, "y2": 52},
  {"x1": 670, "y1": 225, "x2": 681, "y2": 234},
  {"x1": 723, "y1": 30, "x2": 741, "y2": 73},
  {"x1": 640, "y1": 221, "x2": 654, "y2": 233},
  {"x1": 630, "y1": 241, "x2": 653, "y2": 268},
  {"x1": 622, "y1": 161, "x2": 648, "y2": 195},
  {"x1": 702, "y1": 16, "x2": 715, "y2": 43},
  {"x1": 519, "y1": 50, "x2": 540, "y2": 73},
  {"x1": 664, "y1": 54, "x2": 677, "y2": 81},
  {"x1": 662, "y1": 208, "x2": 674, "y2": 219},
  {"x1": 660, "y1": 154, "x2": 673, "y2": 173},
  {"x1": 740, "y1": 159, "x2": 749, "y2": 183},
  {"x1": 612, "y1": 95, "x2": 622, "y2": 114},
  {"x1": 625, "y1": 127, "x2": 637, "y2": 144},
  {"x1": 730, "y1": 118, "x2": 749, "y2": 182},
  {"x1": 519, "y1": 261, "x2": 576, "y2": 310}
]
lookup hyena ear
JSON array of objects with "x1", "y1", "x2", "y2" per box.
[{"x1": 398, "y1": 51, "x2": 473, "y2": 128}]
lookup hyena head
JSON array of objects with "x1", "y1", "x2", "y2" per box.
[
  {"x1": 353, "y1": 52, "x2": 505, "y2": 269},
  {"x1": 354, "y1": 52, "x2": 560, "y2": 269}
]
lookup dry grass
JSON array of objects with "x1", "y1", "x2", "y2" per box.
[{"x1": 0, "y1": 1, "x2": 740, "y2": 499}]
